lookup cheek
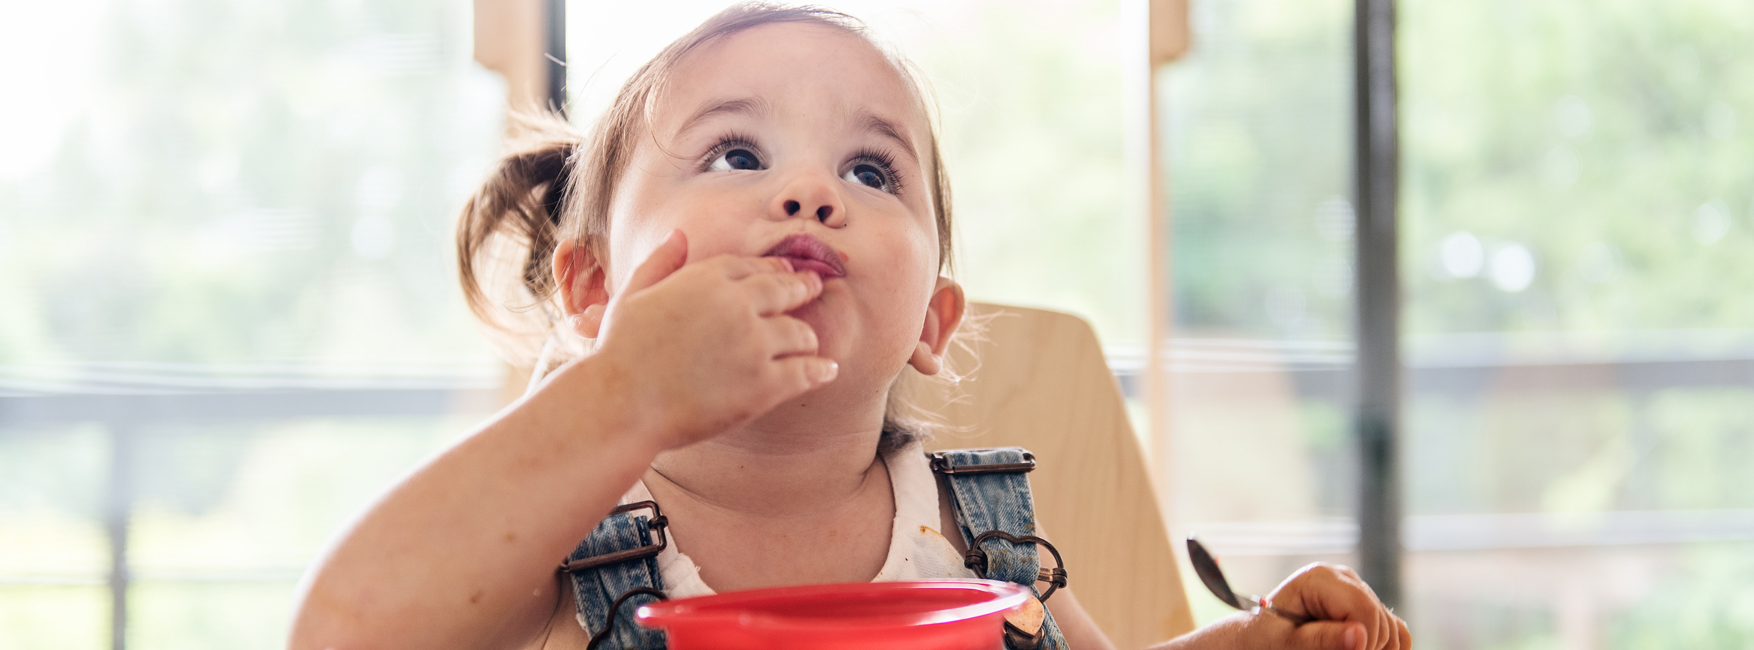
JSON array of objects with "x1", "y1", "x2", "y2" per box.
[
  {"x1": 604, "y1": 182, "x2": 759, "y2": 289},
  {"x1": 603, "y1": 219, "x2": 670, "y2": 292},
  {"x1": 847, "y1": 221, "x2": 941, "y2": 341}
]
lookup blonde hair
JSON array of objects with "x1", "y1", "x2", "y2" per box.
[{"x1": 455, "y1": 3, "x2": 959, "y2": 454}]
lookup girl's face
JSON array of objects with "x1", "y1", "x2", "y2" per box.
[{"x1": 601, "y1": 22, "x2": 953, "y2": 415}]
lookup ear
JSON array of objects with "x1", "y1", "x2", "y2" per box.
[
  {"x1": 907, "y1": 277, "x2": 966, "y2": 376},
  {"x1": 552, "y1": 238, "x2": 611, "y2": 338}
]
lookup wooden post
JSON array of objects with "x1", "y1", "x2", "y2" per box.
[
  {"x1": 1139, "y1": 0, "x2": 1188, "y2": 490},
  {"x1": 473, "y1": 0, "x2": 549, "y2": 115},
  {"x1": 474, "y1": 0, "x2": 562, "y2": 400}
]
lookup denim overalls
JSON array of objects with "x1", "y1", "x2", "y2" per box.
[{"x1": 561, "y1": 447, "x2": 1070, "y2": 650}]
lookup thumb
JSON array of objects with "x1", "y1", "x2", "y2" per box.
[
  {"x1": 620, "y1": 229, "x2": 688, "y2": 296},
  {"x1": 1292, "y1": 621, "x2": 1364, "y2": 650}
]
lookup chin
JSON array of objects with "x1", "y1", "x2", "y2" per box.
[
  {"x1": 787, "y1": 293, "x2": 917, "y2": 378},
  {"x1": 787, "y1": 294, "x2": 848, "y2": 337},
  {"x1": 790, "y1": 302, "x2": 848, "y2": 361}
]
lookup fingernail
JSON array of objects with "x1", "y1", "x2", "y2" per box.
[
  {"x1": 1344, "y1": 626, "x2": 1361, "y2": 650},
  {"x1": 816, "y1": 360, "x2": 839, "y2": 383}
]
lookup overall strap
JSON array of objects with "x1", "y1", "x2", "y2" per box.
[
  {"x1": 559, "y1": 501, "x2": 669, "y2": 650},
  {"x1": 931, "y1": 447, "x2": 1069, "y2": 650}
]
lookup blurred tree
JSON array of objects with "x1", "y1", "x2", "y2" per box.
[
  {"x1": 1403, "y1": 0, "x2": 1754, "y2": 335},
  {"x1": 0, "y1": 0, "x2": 502, "y2": 367},
  {"x1": 1168, "y1": 0, "x2": 1754, "y2": 646}
]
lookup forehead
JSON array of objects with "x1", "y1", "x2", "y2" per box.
[{"x1": 654, "y1": 22, "x2": 929, "y2": 141}]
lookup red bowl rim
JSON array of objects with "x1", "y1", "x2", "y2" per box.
[{"x1": 635, "y1": 579, "x2": 1031, "y2": 632}]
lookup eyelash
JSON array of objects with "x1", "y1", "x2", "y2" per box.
[
  {"x1": 849, "y1": 148, "x2": 905, "y2": 195},
  {"x1": 698, "y1": 133, "x2": 907, "y2": 195},
  {"x1": 700, "y1": 132, "x2": 764, "y2": 171}
]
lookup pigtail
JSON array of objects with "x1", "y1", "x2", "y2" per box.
[
  {"x1": 455, "y1": 112, "x2": 584, "y2": 365},
  {"x1": 453, "y1": 6, "x2": 965, "y2": 453}
]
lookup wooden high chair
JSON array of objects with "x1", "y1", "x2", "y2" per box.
[
  {"x1": 908, "y1": 303, "x2": 1197, "y2": 649},
  {"x1": 498, "y1": 302, "x2": 1197, "y2": 647}
]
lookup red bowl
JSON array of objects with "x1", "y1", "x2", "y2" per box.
[{"x1": 635, "y1": 579, "x2": 1031, "y2": 650}]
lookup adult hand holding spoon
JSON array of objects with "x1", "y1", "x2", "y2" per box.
[
  {"x1": 1169, "y1": 537, "x2": 1410, "y2": 650},
  {"x1": 1187, "y1": 537, "x2": 1315, "y2": 624}
]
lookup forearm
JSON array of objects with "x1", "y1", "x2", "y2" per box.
[
  {"x1": 1044, "y1": 588, "x2": 1116, "y2": 650},
  {"x1": 1144, "y1": 613, "x2": 1250, "y2": 650},
  {"x1": 289, "y1": 356, "x2": 665, "y2": 650}
]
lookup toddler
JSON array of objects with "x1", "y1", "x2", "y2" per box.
[{"x1": 290, "y1": 4, "x2": 1409, "y2": 649}]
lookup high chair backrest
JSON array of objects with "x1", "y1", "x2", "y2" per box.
[{"x1": 906, "y1": 302, "x2": 1197, "y2": 648}]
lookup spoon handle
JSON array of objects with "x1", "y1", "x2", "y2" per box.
[{"x1": 1186, "y1": 537, "x2": 1316, "y2": 626}]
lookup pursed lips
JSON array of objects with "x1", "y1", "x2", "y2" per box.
[{"x1": 763, "y1": 234, "x2": 846, "y2": 279}]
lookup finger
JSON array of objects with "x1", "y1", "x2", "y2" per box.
[
  {"x1": 765, "y1": 316, "x2": 819, "y2": 358},
  {"x1": 1291, "y1": 621, "x2": 1365, "y2": 650},
  {"x1": 713, "y1": 254, "x2": 794, "y2": 280},
  {"x1": 1393, "y1": 616, "x2": 1411, "y2": 650},
  {"x1": 620, "y1": 229, "x2": 689, "y2": 295},
  {"x1": 1362, "y1": 593, "x2": 1387, "y2": 649},
  {"x1": 745, "y1": 271, "x2": 823, "y2": 316},
  {"x1": 772, "y1": 356, "x2": 838, "y2": 393},
  {"x1": 1360, "y1": 602, "x2": 1383, "y2": 650},
  {"x1": 1371, "y1": 596, "x2": 1394, "y2": 649},
  {"x1": 1319, "y1": 568, "x2": 1383, "y2": 632}
]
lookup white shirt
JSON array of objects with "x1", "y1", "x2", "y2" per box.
[{"x1": 619, "y1": 441, "x2": 977, "y2": 598}]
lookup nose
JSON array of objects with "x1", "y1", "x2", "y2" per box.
[{"x1": 768, "y1": 170, "x2": 847, "y2": 228}]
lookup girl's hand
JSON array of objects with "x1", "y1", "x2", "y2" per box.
[{"x1": 580, "y1": 229, "x2": 839, "y2": 450}]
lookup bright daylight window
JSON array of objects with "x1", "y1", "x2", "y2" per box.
[
  {"x1": 0, "y1": 0, "x2": 504, "y2": 647},
  {"x1": 1166, "y1": 0, "x2": 1754, "y2": 646},
  {"x1": 0, "y1": 1, "x2": 1135, "y2": 648},
  {"x1": 6, "y1": 0, "x2": 1752, "y2": 648}
]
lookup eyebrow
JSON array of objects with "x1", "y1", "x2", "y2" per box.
[
  {"x1": 675, "y1": 96, "x2": 773, "y2": 138},
  {"x1": 857, "y1": 111, "x2": 921, "y2": 164},
  {"x1": 674, "y1": 96, "x2": 921, "y2": 163}
]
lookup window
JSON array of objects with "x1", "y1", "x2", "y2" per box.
[
  {"x1": 1165, "y1": 0, "x2": 1754, "y2": 645},
  {"x1": 1, "y1": 1, "x2": 1141, "y2": 647},
  {"x1": 0, "y1": 1, "x2": 503, "y2": 647}
]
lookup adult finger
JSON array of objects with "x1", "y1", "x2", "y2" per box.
[
  {"x1": 1297, "y1": 566, "x2": 1381, "y2": 630},
  {"x1": 1290, "y1": 621, "x2": 1365, "y2": 650},
  {"x1": 1361, "y1": 592, "x2": 1389, "y2": 648},
  {"x1": 745, "y1": 271, "x2": 823, "y2": 316},
  {"x1": 619, "y1": 229, "x2": 689, "y2": 296},
  {"x1": 764, "y1": 316, "x2": 819, "y2": 358},
  {"x1": 1361, "y1": 591, "x2": 1388, "y2": 649},
  {"x1": 1342, "y1": 567, "x2": 1394, "y2": 647}
]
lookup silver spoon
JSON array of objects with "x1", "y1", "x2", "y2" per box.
[{"x1": 1186, "y1": 536, "x2": 1315, "y2": 625}]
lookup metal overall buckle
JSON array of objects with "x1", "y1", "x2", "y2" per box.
[
  {"x1": 557, "y1": 500, "x2": 670, "y2": 573},
  {"x1": 964, "y1": 530, "x2": 1068, "y2": 649},
  {"x1": 928, "y1": 450, "x2": 1038, "y2": 475}
]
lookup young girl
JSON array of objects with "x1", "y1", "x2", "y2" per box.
[{"x1": 289, "y1": 4, "x2": 1409, "y2": 649}]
